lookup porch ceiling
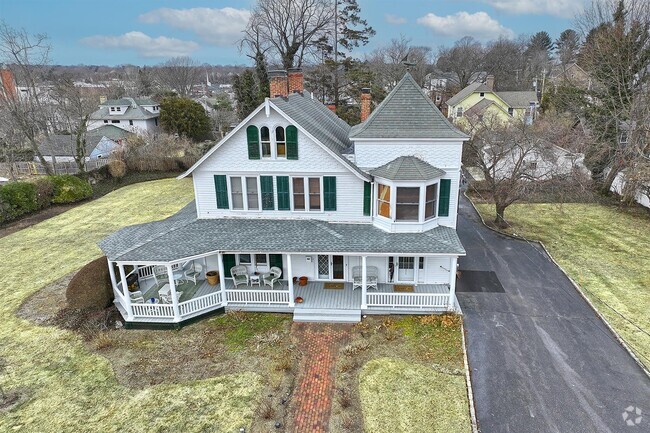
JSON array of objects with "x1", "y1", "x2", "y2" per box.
[{"x1": 99, "y1": 201, "x2": 465, "y2": 262}]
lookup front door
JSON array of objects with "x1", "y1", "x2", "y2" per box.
[
  {"x1": 317, "y1": 255, "x2": 345, "y2": 280},
  {"x1": 397, "y1": 256, "x2": 416, "y2": 282}
]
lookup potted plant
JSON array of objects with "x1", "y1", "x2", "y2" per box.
[
  {"x1": 299, "y1": 276, "x2": 308, "y2": 286},
  {"x1": 206, "y1": 270, "x2": 220, "y2": 286}
]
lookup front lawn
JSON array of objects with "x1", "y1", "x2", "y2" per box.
[
  {"x1": 475, "y1": 202, "x2": 650, "y2": 369},
  {"x1": 0, "y1": 178, "x2": 272, "y2": 431}
]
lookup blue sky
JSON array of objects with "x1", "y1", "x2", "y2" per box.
[{"x1": 0, "y1": 0, "x2": 585, "y2": 66}]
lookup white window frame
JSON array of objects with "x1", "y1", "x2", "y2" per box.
[
  {"x1": 456, "y1": 106, "x2": 463, "y2": 118},
  {"x1": 256, "y1": 123, "x2": 291, "y2": 160},
  {"x1": 275, "y1": 125, "x2": 287, "y2": 159},
  {"x1": 375, "y1": 179, "x2": 442, "y2": 224},
  {"x1": 290, "y1": 176, "x2": 324, "y2": 212},
  {"x1": 228, "y1": 175, "x2": 262, "y2": 212},
  {"x1": 260, "y1": 126, "x2": 272, "y2": 159}
]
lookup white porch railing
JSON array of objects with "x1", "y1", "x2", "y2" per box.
[
  {"x1": 113, "y1": 283, "x2": 126, "y2": 304},
  {"x1": 366, "y1": 293, "x2": 450, "y2": 309},
  {"x1": 226, "y1": 289, "x2": 290, "y2": 305},
  {"x1": 179, "y1": 292, "x2": 223, "y2": 318},
  {"x1": 137, "y1": 263, "x2": 181, "y2": 280},
  {"x1": 131, "y1": 302, "x2": 175, "y2": 319}
]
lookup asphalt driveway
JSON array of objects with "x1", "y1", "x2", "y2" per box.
[{"x1": 456, "y1": 196, "x2": 650, "y2": 433}]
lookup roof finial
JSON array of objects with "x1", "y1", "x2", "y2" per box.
[{"x1": 401, "y1": 50, "x2": 416, "y2": 71}]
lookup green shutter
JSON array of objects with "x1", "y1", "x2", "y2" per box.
[
  {"x1": 286, "y1": 125, "x2": 298, "y2": 160},
  {"x1": 323, "y1": 176, "x2": 337, "y2": 211},
  {"x1": 363, "y1": 181, "x2": 371, "y2": 216},
  {"x1": 260, "y1": 176, "x2": 275, "y2": 210},
  {"x1": 438, "y1": 179, "x2": 451, "y2": 217},
  {"x1": 246, "y1": 125, "x2": 260, "y2": 160},
  {"x1": 277, "y1": 176, "x2": 290, "y2": 210},
  {"x1": 214, "y1": 175, "x2": 229, "y2": 209},
  {"x1": 269, "y1": 254, "x2": 283, "y2": 272},
  {"x1": 223, "y1": 254, "x2": 236, "y2": 277}
]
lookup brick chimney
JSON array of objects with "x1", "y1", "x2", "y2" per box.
[
  {"x1": 360, "y1": 88, "x2": 372, "y2": 122},
  {"x1": 486, "y1": 75, "x2": 495, "y2": 91},
  {"x1": 0, "y1": 65, "x2": 17, "y2": 100},
  {"x1": 326, "y1": 103, "x2": 336, "y2": 112},
  {"x1": 287, "y1": 67, "x2": 304, "y2": 94},
  {"x1": 269, "y1": 70, "x2": 288, "y2": 98}
]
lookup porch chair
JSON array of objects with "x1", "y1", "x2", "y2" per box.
[
  {"x1": 230, "y1": 265, "x2": 249, "y2": 288},
  {"x1": 352, "y1": 266, "x2": 379, "y2": 290},
  {"x1": 263, "y1": 266, "x2": 282, "y2": 289},
  {"x1": 183, "y1": 261, "x2": 203, "y2": 285},
  {"x1": 152, "y1": 265, "x2": 169, "y2": 286},
  {"x1": 129, "y1": 290, "x2": 145, "y2": 303},
  {"x1": 160, "y1": 291, "x2": 183, "y2": 304}
]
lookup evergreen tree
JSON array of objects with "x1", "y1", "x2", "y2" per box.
[
  {"x1": 232, "y1": 70, "x2": 260, "y2": 120},
  {"x1": 159, "y1": 96, "x2": 212, "y2": 142},
  {"x1": 555, "y1": 29, "x2": 581, "y2": 66}
]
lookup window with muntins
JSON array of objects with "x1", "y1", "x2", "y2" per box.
[
  {"x1": 378, "y1": 184, "x2": 391, "y2": 218},
  {"x1": 396, "y1": 187, "x2": 420, "y2": 221},
  {"x1": 425, "y1": 184, "x2": 437, "y2": 220},
  {"x1": 231, "y1": 177, "x2": 244, "y2": 210},
  {"x1": 456, "y1": 107, "x2": 463, "y2": 117},
  {"x1": 309, "y1": 177, "x2": 321, "y2": 211},
  {"x1": 292, "y1": 177, "x2": 306, "y2": 211},
  {"x1": 246, "y1": 177, "x2": 259, "y2": 210}
]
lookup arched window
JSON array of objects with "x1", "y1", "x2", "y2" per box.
[
  {"x1": 276, "y1": 126, "x2": 286, "y2": 158},
  {"x1": 260, "y1": 126, "x2": 271, "y2": 158}
]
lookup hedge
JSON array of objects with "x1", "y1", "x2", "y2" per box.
[
  {"x1": 49, "y1": 175, "x2": 93, "y2": 204},
  {"x1": 66, "y1": 256, "x2": 114, "y2": 310},
  {"x1": 0, "y1": 181, "x2": 38, "y2": 223}
]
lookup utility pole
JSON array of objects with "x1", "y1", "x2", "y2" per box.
[{"x1": 333, "y1": 0, "x2": 339, "y2": 107}]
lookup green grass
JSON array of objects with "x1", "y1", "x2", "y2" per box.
[
  {"x1": 0, "y1": 178, "x2": 264, "y2": 432},
  {"x1": 210, "y1": 312, "x2": 290, "y2": 351},
  {"x1": 476, "y1": 202, "x2": 650, "y2": 369},
  {"x1": 359, "y1": 358, "x2": 471, "y2": 433}
]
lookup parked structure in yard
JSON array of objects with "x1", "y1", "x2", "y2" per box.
[
  {"x1": 87, "y1": 97, "x2": 159, "y2": 134},
  {"x1": 447, "y1": 75, "x2": 538, "y2": 126},
  {"x1": 100, "y1": 70, "x2": 467, "y2": 326}
]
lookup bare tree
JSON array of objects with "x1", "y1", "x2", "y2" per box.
[
  {"x1": 368, "y1": 35, "x2": 433, "y2": 89},
  {"x1": 50, "y1": 76, "x2": 99, "y2": 172},
  {"x1": 242, "y1": 0, "x2": 334, "y2": 69},
  {"x1": 577, "y1": 0, "x2": 650, "y2": 193},
  {"x1": 0, "y1": 21, "x2": 54, "y2": 174},
  {"x1": 483, "y1": 36, "x2": 528, "y2": 90},
  {"x1": 464, "y1": 113, "x2": 587, "y2": 227},
  {"x1": 436, "y1": 37, "x2": 485, "y2": 89},
  {"x1": 154, "y1": 56, "x2": 202, "y2": 97}
]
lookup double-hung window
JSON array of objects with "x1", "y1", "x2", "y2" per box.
[
  {"x1": 291, "y1": 177, "x2": 322, "y2": 211},
  {"x1": 396, "y1": 187, "x2": 420, "y2": 221},
  {"x1": 377, "y1": 184, "x2": 391, "y2": 218},
  {"x1": 276, "y1": 127, "x2": 286, "y2": 158},
  {"x1": 230, "y1": 177, "x2": 244, "y2": 210},
  {"x1": 260, "y1": 127, "x2": 271, "y2": 158},
  {"x1": 292, "y1": 178, "x2": 306, "y2": 211},
  {"x1": 229, "y1": 176, "x2": 260, "y2": 211},
  {"x1": 308, "y1": 178, "x2": 321, "y2": 211},
  {"x1": 425, "y1": 184, "x2": 437, "y2": 220},
  {"x1": 246, "y1": 177, "x2": 259, "y2": 210}
]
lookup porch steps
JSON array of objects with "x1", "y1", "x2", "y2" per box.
[{"x1": 293, "y1": 308, "x2": 361, "y2": 323}]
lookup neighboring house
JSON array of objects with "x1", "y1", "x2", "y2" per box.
[
  {"x1": 548, "y1": 63, "x2": 592, "y2": 91},
  {"x1": 99, "y1": 70, "x2": 468, "y2": 327},
  {"x1": 611, "y1": 171, "x2": 650, "y2": 209},
  {"x1": 38, "y1": 125, "x2": 131, "y2": 162},
  {"x1": 447, "y1": 76, "x2": 538, "y2": 126},
  {"x1": 87, "y1": 97, "x2": 159, "y2": 135}
]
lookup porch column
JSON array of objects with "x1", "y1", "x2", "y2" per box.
[
  {"x1": 448, "y1": 256, "x2": 458, "y2": 311},
  {"x1": 361, "y1": 256, "x2": 368, "y2": 309},
  {"x1": 217, "y1": 252, "x2": 227, "y2": 306},
  {"x1": 166, "y1": 264, "x2": 182, "y2": 322},
  {"x1": 118, "y1": 263, "x2": 134, "y2": 320},
  {"x1": 107, "y1": 258, "x2": 117, "y2": 293},
  {"x1": 287, "y1": 254, "x2": 295, "y2": 307}
]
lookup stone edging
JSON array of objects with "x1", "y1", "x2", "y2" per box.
[
  {"x1": 461, "y1": 321, "x2": 480, "y2": 433},
  {"x1": 463, "y1": 192, "x2": 650, "y2": 379}
]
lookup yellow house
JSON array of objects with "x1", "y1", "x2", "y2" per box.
[{"x1": 446, "y1": 76, "x2": 538, "y2": 127}]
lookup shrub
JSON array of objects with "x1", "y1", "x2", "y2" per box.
[
  {"x1": 108, "y1": 159, "x2": 127, "y2": 178},
  {"x1": 66, "y1": 256, "x2": 114, "y2": 310},
  {"x1": 0, "y1": 181, "x2": 38, "y2": 223},
  {"x1": 33, "y1": 177, "x2": 55, "y2": 209},
  {"x1": 50, "y1": 175, "x2": 93, "y2": 204}
]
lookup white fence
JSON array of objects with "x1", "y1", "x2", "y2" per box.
[
  {"x1": 179, "y1": 292, "x2": 223, "y2": 318},
  {"x1": 366, "y1": 293, "x2": 449, "y2": 309},
  {"x1": 226, "y1": 289, "x2": 291, "y2": 305}
]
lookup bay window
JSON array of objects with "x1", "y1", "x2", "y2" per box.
[
  {"x1": 377, "y1": 184, "x2": 391, "y2": 218},
  {"x1": 425, "y1": 184, "x2": 437, "y2": 220},
  {"x1": 395, "y1": 187, "x2": 419, "y2": 221}
]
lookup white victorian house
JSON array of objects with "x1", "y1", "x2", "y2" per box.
[
  {"x1": 99, "y1": 71, "x2": 468, "y2": 327},
  {"x1": 87, "y1": 97, "x2": 160, "y2": 135}
]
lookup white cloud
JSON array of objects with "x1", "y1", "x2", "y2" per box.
[
  {"x1": 385, "y1": 14, "x2": 407, "y2": 25},
  {"x1": 483, "y1": 0, "x2": 582, "y2": 19},
  {"x1": 81, "y1": 32, "x2": 199, "y2": 58},
  {"x1": 139, "y1": 7, "x2": 250, "y2": 46},
  {"x1": 416, "y1": 11, "x2": 514, "y2": 39}
]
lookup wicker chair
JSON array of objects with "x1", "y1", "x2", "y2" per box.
[
  {"x1": 263, "y1": 266, "x2": 282, "y2": 289},
  {"x1": 231, "y1": 265, "x2": 249, "y2": 288},
  {"x1": 352, "y1": 266, "x2": 379, "y2": 290},
  {"x1": 129, "y1": 290, "x2": 145, "y2": 303},
  {"x1": 184, "y1": 261, "x2": 203, "y2": 285}
]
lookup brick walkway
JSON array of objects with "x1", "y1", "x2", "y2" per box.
[{"x1": 291, "y1": 323, "x2": 350, "y2": 433}]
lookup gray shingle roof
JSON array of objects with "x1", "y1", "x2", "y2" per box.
[
  {"x1": 271, "y1": 93, "x2": 369, "y2": 179},
  {"x1": 446, "y1": 82, "x2": 491, "y2": 106},
  {"x1": 39, "y1": 126, "x2": 131, "y2": 157},
  {"x1": 496, "y1": 91, "x2": 538, "y2": 108},
  {"x1": 463, "y1": 98, "x2": 497, "y2": 117},
  {"x1": 102, "y1": 97, "x2": 155, "y2": 106},
  {"x1": 370, "y1": 156, "x2": 445, "y2": 181},
  {"x1": 99, "y1": 202, "x2": 465, "y2": 262},
  {"x1": 349, "y1": 73, "x2": 468, "y2": 140},
  {"x1": 91, "y1": 97, "x2": 159, "y2": 121}
]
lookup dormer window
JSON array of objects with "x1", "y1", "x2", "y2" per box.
[
  {"x1": 480, "y1": 92, "x2": 485, "y2": 97},
  {"x1": 110, "y1": 107, "x2": 115, "y2": 112}
]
